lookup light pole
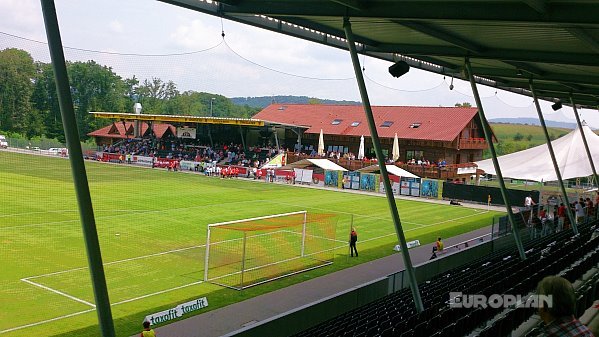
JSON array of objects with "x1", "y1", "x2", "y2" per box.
[{"x1": 210, "y1": 97, "x2": 216, "y2": 117}]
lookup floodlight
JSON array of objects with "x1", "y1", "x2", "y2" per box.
[
  {"x1": 389, "y1": 61, "x2": 410, "y2": 78},
  {"x1": 551, "y1": 101, "x2": 562, "y2": 111}
]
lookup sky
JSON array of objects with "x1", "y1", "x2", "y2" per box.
[{"x1": 1, "y1": 0, "x2": 597, "y2": 127}]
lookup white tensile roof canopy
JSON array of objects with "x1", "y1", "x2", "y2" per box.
[
  {"x1": 476, "y1": 124, "x2": 599, "y2": 182},
  {"x1": 281, "y1": 158, "x2": 348, "y2": 171},
  {"x1": 359, "y1": 164, "x2": 420, "y2": 179}
]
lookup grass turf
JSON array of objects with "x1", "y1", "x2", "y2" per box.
[{"x1": 0, "y1": 151, "x2": 502, "y2": 336}]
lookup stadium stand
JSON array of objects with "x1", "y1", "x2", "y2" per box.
[{"x1": 291, "y1": 222, "x2": 599, "y2": 337}]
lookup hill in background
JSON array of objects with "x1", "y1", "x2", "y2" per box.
[
  {"x1": 489, "y1": 117, "x2": 578, "y2": 129},
  {"x1": 230, "y1": 95, "x2": 361, "y2": 108},
  {"x1": 485, "y1": 123, "x2": 571, "y2": 158}
]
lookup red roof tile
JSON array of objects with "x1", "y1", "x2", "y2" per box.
[{"x1": 253, "y1": 104, "x2": 479, "y2": 142}]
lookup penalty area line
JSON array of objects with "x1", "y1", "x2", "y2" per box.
[{"x1": 20, "y1": 278, "x2": 96, "y2": 308}]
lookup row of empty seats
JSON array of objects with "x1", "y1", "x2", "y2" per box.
[{"x1": 292, "y1": 222, "x2": 599, "y2": 337}]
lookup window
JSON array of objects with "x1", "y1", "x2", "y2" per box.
[
  {"x1": 409, "y1": 122, "x2": 421, "y2": 128},
  {"x1": 380, "y1": 121, "x2": 394, "y2": 127},
  {"x1": 278, "y1": 106, "x2": 287, "y2": 111},
  {"x1": 351, "y1": 121, "x2": 360, "y2": 127},
  {"x1": 406, "y1": 150, "x2": 424, "y2": 161},
  {"x1": 331, "y1": 119, "x2": 343, "y2": 125}
]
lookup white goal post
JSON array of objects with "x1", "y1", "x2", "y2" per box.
[{"x1": 203, "y1": 210, "x2": 336, "y2": 290}]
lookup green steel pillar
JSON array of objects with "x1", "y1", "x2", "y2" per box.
[
  {"x1": 529, "y1": 81, "x2": 578, "y2": 234},
  {"x1": 40, "y1": 1, "x2": 115, "y2": 336},
  {"x1": 570, "y1": 95, "x2": 599, "y2": 221},
  {"x1": 343, "y1": 18, "x2": 424, "y2": 312},
  {"x1": 464, "y1": 60, "x2": 526, "y2": 260}
]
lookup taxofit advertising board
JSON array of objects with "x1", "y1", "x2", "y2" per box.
[{"x1": 144, "y1": 297, "x2": 208, "y2": 326}]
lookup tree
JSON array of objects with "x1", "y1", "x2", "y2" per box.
[
  {"x1": 31, "y1": 62, "x2": 62, "y2": 141},
  {"x1": 513, "y1": 132, "x2": 524, "y2": 141},
  {"x1": 455, "y1": 102, "x2": 472, "y2": 107},
  {"x1": 67, "y1": 60, "x2": 131, "y2": 139},
  {"x1": 137, "y1": 77, "x2": 179, "y2": 114},
  {"x1": 0, "y1": 48, "x2": 36, "y2": 135}
]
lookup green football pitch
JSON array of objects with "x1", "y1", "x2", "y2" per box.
[{"x1": 0, "y1": 151, "x2": 502, "y2": 336}]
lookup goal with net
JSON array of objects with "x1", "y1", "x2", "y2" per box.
[{"x1": 204, "y1": 210, "x2": 337, "y2": 290}]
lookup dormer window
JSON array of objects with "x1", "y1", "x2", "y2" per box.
[
  {"x1": 410, "y1": 122, "x2": 421, "y2": 128},
  {"x1": 351, "y1": 121, "x2": 360, "y2": 127},
  {"x1": 331, "y1": 119, "x2": 343, "y2": 125},
  {"x1": 380, "y1": 121, "x2": 394, "y2": 127},
  {"x1": 278, "y1": 106, "x2": 287, "y2": 111}
]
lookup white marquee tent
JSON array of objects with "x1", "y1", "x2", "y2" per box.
[{"x1": 476, "y1": 124, "x2": 599, "y2": 182}]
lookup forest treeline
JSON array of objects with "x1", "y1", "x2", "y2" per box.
[{"x1": 0, "y1": 48, "x2": 261, "y2": 142}]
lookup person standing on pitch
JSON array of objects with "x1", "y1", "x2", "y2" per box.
[
  {"x1": 140, "y1": 321, "x2": 156, "y2": 337},
  {"x1": 349, "y1": 228, "x2": 358, "y2": 257}
]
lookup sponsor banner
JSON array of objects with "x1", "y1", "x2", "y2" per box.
[
  {"x1": 393, "y1": 240, "x2": 421, "y2": 252},
  {"x1": 154, "y1": 158, "x2": 178, "y2": 168},
  {"x1": 421, "y1": 179, "x2": 441, "y2": 199},
  {"x1": 145, "y1": 297, "x2": 208, "y2": 326},
  {"x1": 457, "y1": 166, "x2": 477, "y2": 174},
  {"x1": 133, "y1": 156, "x2": 154, "y2": 167},
  {"x1": 294, "y1": 168, "x2": 313, "y2": 184},
  {"x1": 177, "y1": 127, "x2": 196, "y2": 139},
  {"x1": 262, "y1": 153, "x2": 286, "y2": 168},
  {"x1": 180, "y1": 160, "x2": 205, "y2": 171},
  {"x1": 100, "y1": 152, "x2": 123, "y2": 162}
]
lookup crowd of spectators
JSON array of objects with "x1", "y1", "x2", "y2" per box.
[
  {"x1": 527, "y1": 195, "x2": 597, "y2": 239},
  {"x1": 101, "y1": 137, "x2": 286, "y2": 169}
]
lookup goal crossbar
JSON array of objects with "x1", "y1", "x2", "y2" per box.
[{"x1": 207, "y1": 210, "x2": 307, "y2": 228}]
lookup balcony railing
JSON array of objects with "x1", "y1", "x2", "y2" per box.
[
  {"x1": 286, "y1": 152, "x2": 479, "y2": 180},
  {"x1": 459, "y1": 138, "x2": 488, "y2": 149}
]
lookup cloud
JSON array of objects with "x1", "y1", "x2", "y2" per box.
[
  {"x1": 170, "y1": 19, "x2": 223, "y2": 50},
  {"x1": 0, "y1": 0, "x2": 45, "y2": 40}
]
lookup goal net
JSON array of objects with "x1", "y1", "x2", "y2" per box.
[{"x1": 204, "y1": 211, "x2": 337, "y2": 290}]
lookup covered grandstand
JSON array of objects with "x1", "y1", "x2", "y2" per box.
[{"x1": 37, "y1": 1, "x2": 599, "y2": 337}]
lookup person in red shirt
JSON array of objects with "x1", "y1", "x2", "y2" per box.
[{"x1": 557, "y1": 203, "x2": 566, "y2": 232}]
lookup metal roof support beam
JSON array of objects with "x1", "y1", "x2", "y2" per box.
[
  {"x1": 343, "y1": 17, "x2": 424, "y2": 313},
  {"x1": 523, "y1": 0, "x2": 547, "y2": 14},
  {"x1": 373, "y1": 44, "x2": 599, "y2": 67},
  {"x1": 567, "y1": 28, "x2": 599, "y2": 54},
  {"x1": 464, "y1": 59, "x2": 526, "y2": 261},
  {"x1": 570, "y1": 95, "x2": 599, "y2": 220},
  {"x1": 40, "y1": 1, "x2": 115, "y2": 336},
  {"x1": 394, "y1": 20, "x2": 485, "y2": 54},
  {"x1": 529, "y1": 81, "x2": 578, "y2": 234}
]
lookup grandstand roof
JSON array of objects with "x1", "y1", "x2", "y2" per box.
[
  {"x1": 90, "y1": 112, "x2": 265, "y2": 127},
  {"x1": 87, "y1": 122, "x2": 175, "y2": 139},
  {"x1": 253, "y1": 104, "x2": 478, "y2": 142},
  {"x1": 162, "y1": 0, "x2": 599, "y2": 108}
]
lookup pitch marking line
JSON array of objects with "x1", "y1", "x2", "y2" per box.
[
  {"x1": 0, "y1": 308, "x2": 96, "y2": 335},
  {"x1": 20, "y1": 278, "x2": 96, "y2": 308},
  {"x1": 9, "y1": 209, "x2": 490, "y2": 334}
]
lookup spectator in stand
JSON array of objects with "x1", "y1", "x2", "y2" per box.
[
  {"x1": 557, "y1": 203, "x2": 566, "y2": 232},
  {"x1": 575, "y1": 199, "x2": 586, "y2": 224},
  {"x1": 585, "y1": 198, "x2": 594, "y2": 219},
  {"x1": 536, "y1": 276, "x2": 594, "y2": 337},
  {"x1": 525, "y1": 194, "x2": 536, "y2": 210}
]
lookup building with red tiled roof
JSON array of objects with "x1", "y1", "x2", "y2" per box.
[
  {"x1": 88, "y1": 122, "x2": 175, "y2": 146},
  {"x1": 253, "y1": 104, "x2": 494, "y2": 165}
]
